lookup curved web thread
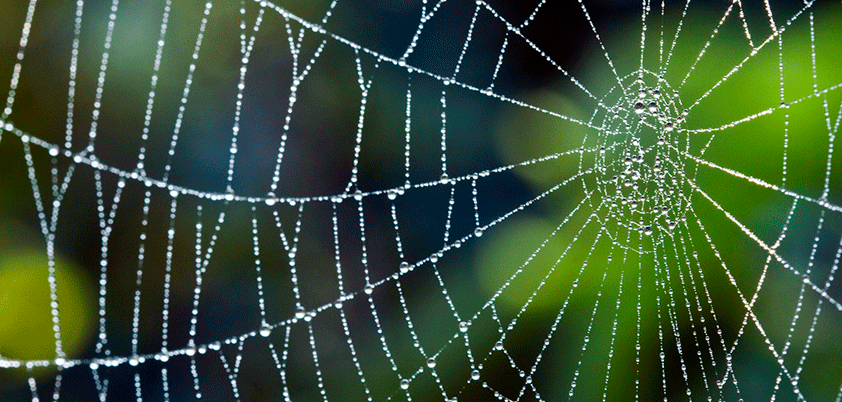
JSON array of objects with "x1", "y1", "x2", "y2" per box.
[{"x1": 0, "y1": 0, "x2": 841, "y2": 401}]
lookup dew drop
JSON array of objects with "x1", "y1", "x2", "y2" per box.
[
  {"x1": 633, "y1": 102, "x2": 645, "y2": 114},
  {"x1": 474, "y1": 228, "x2": 483, "y2": 237},
  {"x1": 427, "y1": 357, "x2": 436, "y2": 368},
  {"x1": 400, "y1": 261, "x2": 410, "y2": 273},
  {"x1": 364, "y1": 284, "x2": 374, "y2": 295},
  {"x1": 471, "y1": 370, "x2": 480, "y2": 380},
  {"x1": 459, "y1": 322, "x2": 469, "y2": 332},
  {"x1": 260, "y1": 326, "x2": 272, "y2": 337},
  {"x1": 400, "y1": 379, "x2": 410, "y2": 390},
  {"x1": 647, "y1": 102, "x2": 658, "y2": 113},
  {"x1": 643, "y1": 226, "x2": 653, "y2": 236}
]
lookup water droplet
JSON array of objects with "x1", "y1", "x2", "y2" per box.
[
  {"x1": 495, "y1": 341, "x2": 503, "y2": 350},
  {"x1": 388, "y1": 191, "x2": 397, "y2": 200},
  {"x1": 260, "y1": 325, "x2": 272, "y2": 337},
  {"x1": 427, "y1": 357, "x2": 436, "y2": 368},
  {"x1": 599, "y1": 146, "x2": 606, "y2": 153},
  {"x1": 295, "y1": 307, "x2": 306, "y2": 319},
  {"x1": 643, "y1": 226, "x2": 653, "y2": 235},
  {"x1": 471, "y1": 369, "x2": 480, "y2": 380},
  {"x1": 633, "y1": 102, "x2": 645, "y2": 114},
  {"x1": 400, "y1": 261, "x2": 409, "y2": 273},
  {"x1": 459, "y1": 322, "x2": 469, "y2": 332},
  {"x1": 474, "y1": 228, "x2": 483, "y2": 237},
  {"x1": 664, "y1": 122, "x2": 673, "y2": 131},
  {"x1": 400, "y1": 379, "x2": 410, "y2": 389},
  {"x1": 430, "y1": 254, "x2": 439, "y2": 263},
  {"x1": 647, "y1": 102, "x2": 658, "y2": 113},
  {"x1": 440, "y1": 173, "x2": 449, "y2": 184},
  {"x1": 364, "y1": 284, "x2": 374, "y2": 295}
]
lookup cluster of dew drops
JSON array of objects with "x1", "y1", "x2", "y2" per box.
[{"x1": 599, "y1": 79, "x2": 692, "y2": 239}]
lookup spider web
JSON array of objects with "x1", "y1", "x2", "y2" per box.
[{"x1": 0, "y1": 0, "x2": 841, "y2": 401}]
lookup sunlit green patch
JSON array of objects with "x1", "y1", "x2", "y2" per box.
[{"x1": 0, "y1": 249, "x2": 95, "y2": 377}]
